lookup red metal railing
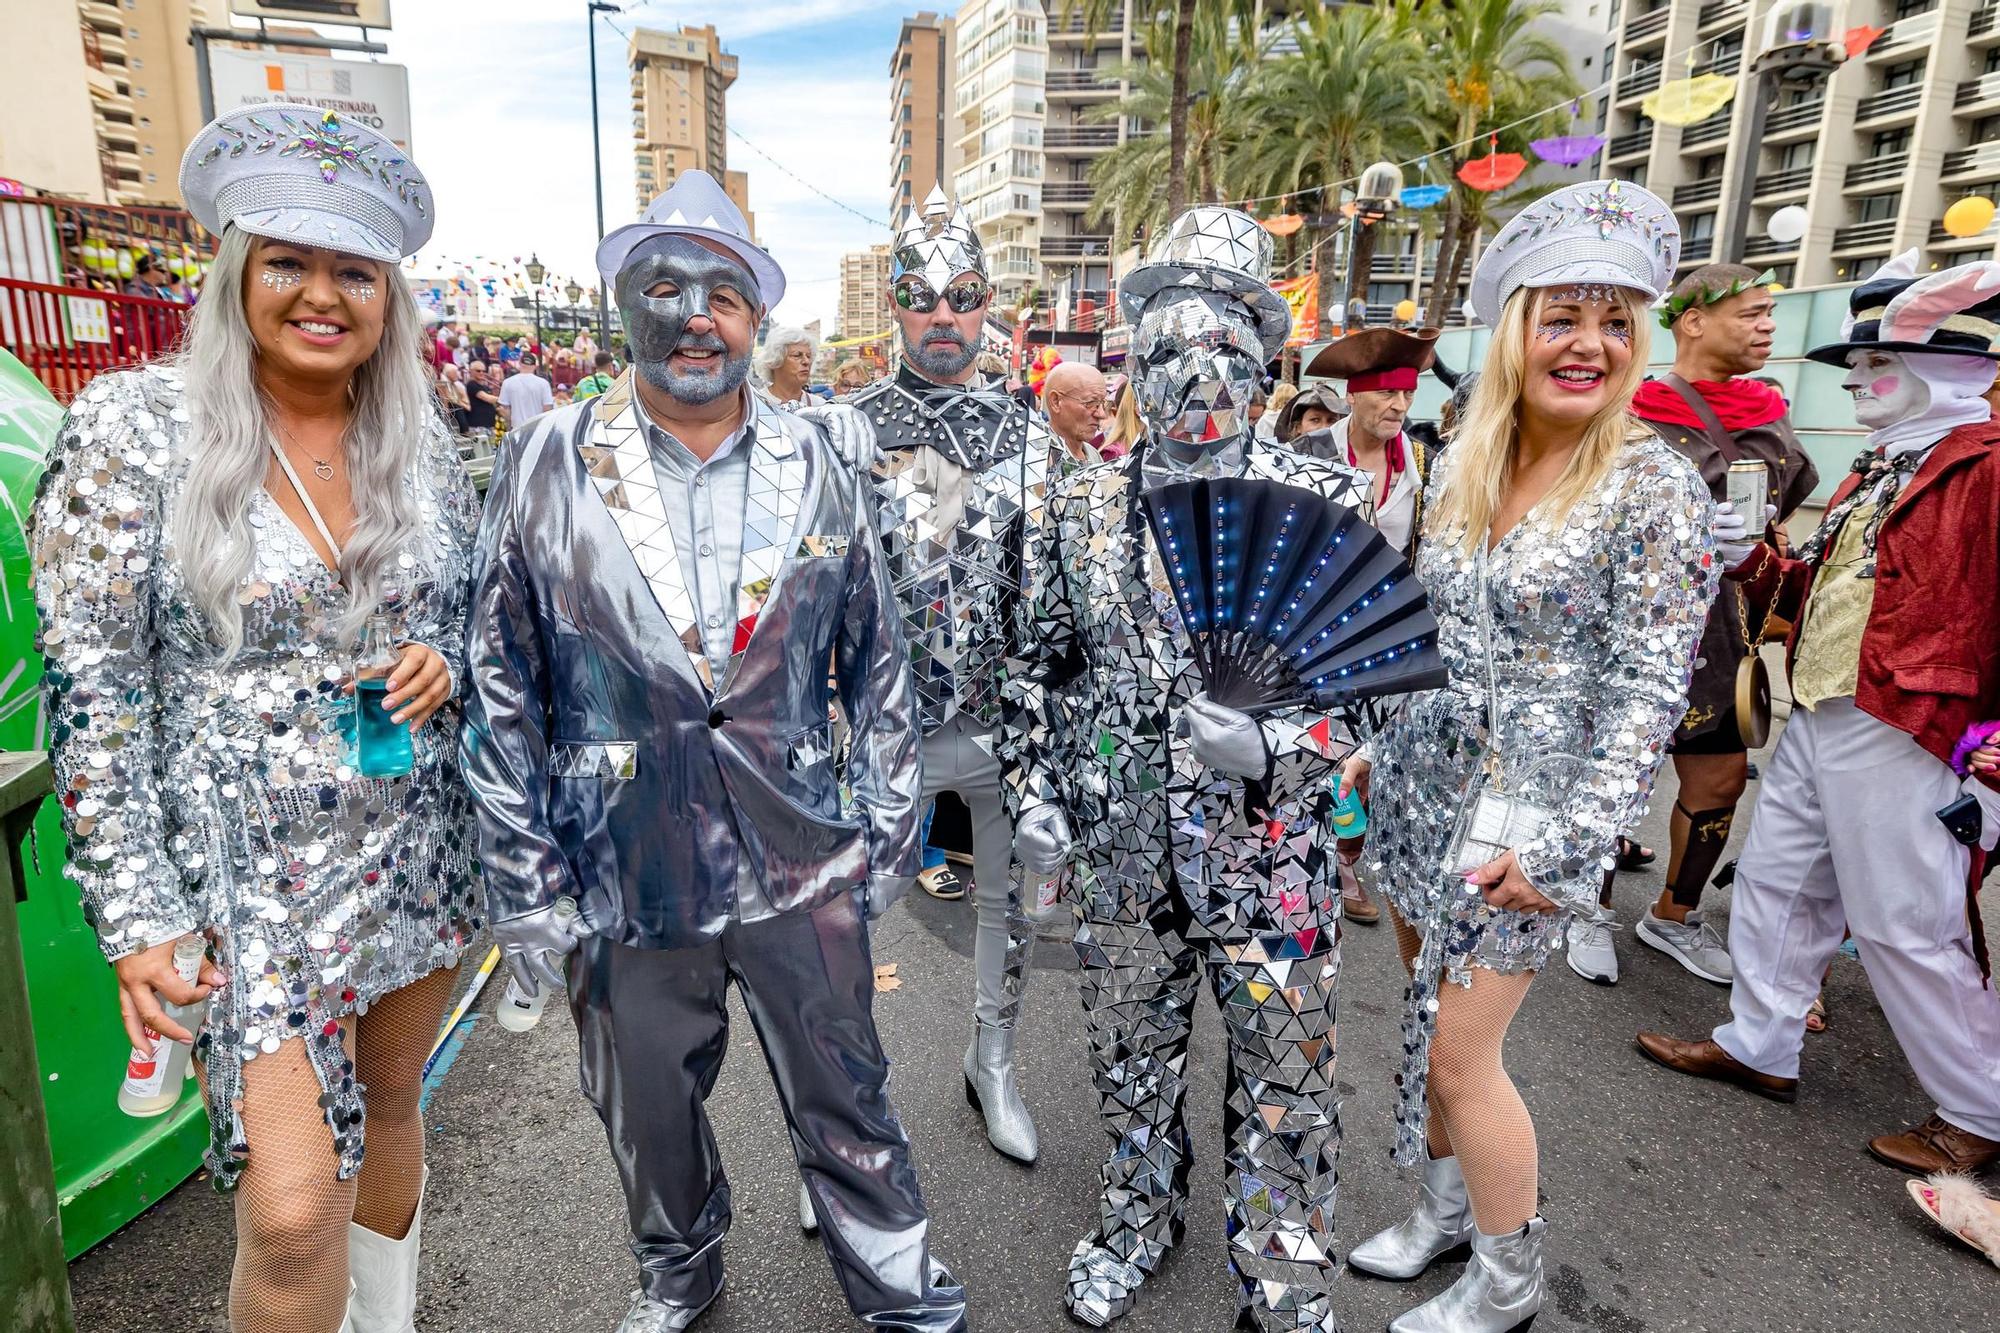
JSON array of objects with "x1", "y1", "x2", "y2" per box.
[{"x1": 0, "y1": 277, "x2": 188, "y2": 402}]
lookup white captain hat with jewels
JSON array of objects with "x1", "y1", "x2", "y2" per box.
[
  {"x1": 596, "y1": 169, "x2": 786, "y2": 309},
  {"x1": 1117, "y1": 205, "x2": 1295, "y2": 361},
  {"x1": 178, "y1": 103, "x2": 433, "y2": 262},
  {"x1": 1468, "y1": 179, "x2": 1679, "y2": 327}
]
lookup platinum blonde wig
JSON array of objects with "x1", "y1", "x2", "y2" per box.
[
  {"x1": 171, "y1": 226, "x2": 436, "y2": 658},
  {"x1": 753, "y1": 325, "x2": 815, "y2": 385}
]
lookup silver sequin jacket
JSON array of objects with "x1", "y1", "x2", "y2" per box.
[{"x1": 31, "y1": 364, "x2": 482, "y2": 1188}]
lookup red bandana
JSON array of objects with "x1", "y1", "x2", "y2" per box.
[
  {"x1": 1347, "y1": 367, "x2": 1421, "y2": 394},
  {"x1": 1632, "y1": 377, "x2": 1788, "y2": 432}
]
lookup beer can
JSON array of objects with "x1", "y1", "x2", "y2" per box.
[{"x1": 1725, "y1": 460, "x2": 1768, "y2": 524}]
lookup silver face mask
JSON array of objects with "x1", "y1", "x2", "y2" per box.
[
  {"x1": 1132, "y1": 292, "x2": 1264, "y2": 457},
  {"x1": 616, "y1": 235, "x2": 757, "y2": 405}
]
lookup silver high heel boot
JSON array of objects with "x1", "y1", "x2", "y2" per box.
[
  {"x1": 963, "y1": 1021, "x2": 1038, "y2": 1163},
  {"x1": 1348, "y1": 1154, "x2": 1476, "y2": 1280},
  {"x1": 1388, "y1": 1216, "x2": 1546, "y2": 1333}
]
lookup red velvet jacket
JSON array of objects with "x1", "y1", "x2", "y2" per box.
[{"x1": 1737, "y1": 417, "x2": 2000, "y2": 770}]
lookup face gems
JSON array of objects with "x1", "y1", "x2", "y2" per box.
[
  {"x1": 1603, "y1": 321, "x2": 1634, "y2": 348},
  {"x1": 1536, "y1": 318, "x2": 1572, "y2": 344},
  {"x1": 260, "y1": 269, "x2": 302, "y2": 293},
  {"x1": 338, "y1": 277, "x2": 378, "y2": 304},
  {"x1": 1545, "y1": 283, "x2": 1620, "y2": 306}
]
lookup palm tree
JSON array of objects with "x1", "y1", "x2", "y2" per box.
[
  {"x1": 1083, "y1": 1, "x2": 1264, "y2": 251},
  {"x1": 1410, "y1": 0, "x2": 1580, "y2": 325},
  {"x1": 1241, "y1": 2, "x2": 1436, "y2": 325}
]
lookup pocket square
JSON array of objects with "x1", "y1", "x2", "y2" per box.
[{"x1": 795, "y1": 535, "x2": 850, "y2": 559}]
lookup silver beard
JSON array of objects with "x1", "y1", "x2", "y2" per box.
[
  {"x1": 908, "y1": 331, "x2": 978, "y2": 380},
  {"x1": 638, "y1": 347, "x2": 751, "y2": 404}
]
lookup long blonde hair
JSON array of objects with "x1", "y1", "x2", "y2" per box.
[
  {"x1": 172, "y1": 227, "x2": 435, "y2": 658},
  {"x1": 1427, "y1": 285, "x2": 1653, "y2": 549}
]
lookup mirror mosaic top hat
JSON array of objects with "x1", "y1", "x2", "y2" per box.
[
  {"x1": 596, "y1": 168, "x2": 785, "y2": 309},
  {"x1": 1118, "y1": 205, "x2": 1294, "y2": 361},
  {"x1": 1469, "y1": 179, "x2": 1678, "y2": 327},
  {"x1": 892, "y1": 184, "x2": 989, "y2": 290},
  {"x1": 178, "y1": 103, "x2": 432, "y2": 263},
  {"x1": 1806, "y1": 258, "x2": 2000, "y2": 365}
]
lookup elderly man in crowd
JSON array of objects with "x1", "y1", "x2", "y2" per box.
[{"x1": 1042, "y1": 360, "x2": 1112, "y2": 469}]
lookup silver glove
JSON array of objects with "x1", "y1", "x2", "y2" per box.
[
  {"x1": 1185, "y1": 692, "x2": 1270, "y2": 778},
  {"x1": 1015, "y1": 803, "x2": 1074, "y2": 877},
  {"x1": 491, "y1": 896, "x2": 591, "y2": 998},
  {"x1": 797, "y1": 401, "x2": 881, "y2": 470}
]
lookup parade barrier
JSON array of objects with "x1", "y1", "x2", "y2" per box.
[{"x1": 0, "y1": 277, "x2": 188, "y2": 403}]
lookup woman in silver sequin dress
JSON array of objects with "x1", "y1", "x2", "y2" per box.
[
  {"x1": 32, "y1": 107, "x2": 477, "y2": 1333},
  {"x1": 1337, "y1": 183, "x2": 1716, "y2": 1333}
]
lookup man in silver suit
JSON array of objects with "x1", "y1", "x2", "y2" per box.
[
  {"x1": 836, "y1": 185, "x2": 1058, "y2": 1165},
  {"x1": 458, "y1": 170, "x2": 966, "y2": 1333},
  {"x1": 1011, "y1": 207, "x2": 1370, "y2": 1331}
]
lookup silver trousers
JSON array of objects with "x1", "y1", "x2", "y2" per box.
[
  {"x1": 568, "y1": 893, "x2": 966, "y2": 1331},
  {"x1": 921, "y1": 716, "x2": 1034, "y2": 1028}
]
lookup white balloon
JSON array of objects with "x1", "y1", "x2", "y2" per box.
[
  {"x1": 1767, "y1": 205, "x2": 1809, "y2": 245},
  {"x1": 1461, "y1": 299, "x2": 1477, "y2": 321}
]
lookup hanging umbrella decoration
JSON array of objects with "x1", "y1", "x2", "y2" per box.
[
  {"x1": 1643, "y1": 48, "x2": 1738, "y2": 127},
  {"x1": 1400, "y1": 184, "x2": 1449, "y2": 209},
  {"x1": 1843, "y1": 25, "x2": 1886, "y2": 57},
  {"x1": 1529, "y1": 100, "x2": 1608, "y2": 168},
  {"x1": 1458, "y1": 134, "x2": 1526, "y2": 192}
]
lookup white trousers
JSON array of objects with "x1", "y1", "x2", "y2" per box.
[{"x1": 1713, "y1": 696, "x2": 2000, "y2": 1140}]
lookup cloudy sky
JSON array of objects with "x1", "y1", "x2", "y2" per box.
[{"x1": 370, "y1": 0, "x2": 915, "y2": 331}]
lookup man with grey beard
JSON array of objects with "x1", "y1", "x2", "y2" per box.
[{"x1": 461, "y1": 169, "x2": 967, "y2": 1333}]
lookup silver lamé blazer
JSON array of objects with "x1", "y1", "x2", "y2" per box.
[{"x1": 459, "y1": 374, "x2": 922, "y2": 949}]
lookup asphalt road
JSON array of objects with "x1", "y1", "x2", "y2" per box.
[{"x1": 67, "y1": 717, "x2": 1997, "y2": 1333}]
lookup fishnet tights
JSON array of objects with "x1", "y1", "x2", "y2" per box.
[
  {"x1": 1390, "y1": 911, "x2": 1539, "y2": 1235},
  {"x1": 224, "y1": 966, "x2": 457, "y2": 1333}
]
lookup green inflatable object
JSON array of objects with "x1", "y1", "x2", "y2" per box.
[{"x1": 0, "y1": 352, "x2": 206, "y2": 1259}]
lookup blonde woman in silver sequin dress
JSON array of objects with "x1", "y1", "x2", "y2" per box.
[
  {"x1": 1337, "y1": 183, "x2": 1716, "y2": 1333},
  {"x1": 31, "y1": 107, "x2": 478, "y2": 1333}
]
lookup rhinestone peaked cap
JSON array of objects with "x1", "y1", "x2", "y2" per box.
[
  {"x1": 597, "y1": 168, "x2": 786, "y2": 309},
  {"x1": 891, "y1": 183, "x2": 989, "y2": 288},
  {"x1": 1469, "y1": 178, "x2": 1678, "y2": 326},
  {"x1": 179, "y1": 103, "x2": 433, "y2": 262},
  {"x1": 1118, "y1": 206, "x2": 1294, "y2": 360}
]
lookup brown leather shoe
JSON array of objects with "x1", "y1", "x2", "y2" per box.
[
  {"x1": 1635, "y1": 1033, "x2": 1799, "y2": 1103},
  {"x1": 1337, "y1": 858, "x2": 1380, "y2": 925},
  {"x1": 1868, "y1": 1115, "x2": 2000, "y2": 1176}
]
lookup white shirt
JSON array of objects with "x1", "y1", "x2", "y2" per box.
[
  {"x1": 1331, "y1": 417, "x2": 1417, "y2": 552},
  {"x1": 498, "y1": 371, "x2": 555, "y2": 426}
]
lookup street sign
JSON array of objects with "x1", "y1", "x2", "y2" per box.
[
  {"x1": 206, "y1": 49, "x2": 412, "y2": 150},
  {"x1": 64, "y1": 296, "x2": 111, "y2": 345},
  {"x1": 229, "y1": 0, "x2": 392, "y2": 27}
]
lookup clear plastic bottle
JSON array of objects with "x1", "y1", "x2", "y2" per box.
[
  {"x1": 494, "y1": 896, "x2": 579, "y2": 1033},
  {"x1": 118, "y1": 936, "x2": 210, "y2": 1118},
  {"x1": 1025, "y1": 871, "x2": 1067, "y2": 926},
  {"x1": 354, "y1": 611, "x2": 414, "y2": 778}
]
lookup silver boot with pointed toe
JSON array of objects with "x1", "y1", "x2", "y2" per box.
[
  {"x1": 798, "y1": 1180, "x2": 818, "y2": 1234},
  {"x1": 963, "y1": 1021, "x2": 1038, "y2": 1163},
  {"x1": 1348, "y1": 1154, "x2": 1475, "y2": 1280},
  {"x1": 1388, "y1": 1216, "x2": 1546, "y2": 1333}
]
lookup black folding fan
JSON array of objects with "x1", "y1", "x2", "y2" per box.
[{"x1": 1139, "y1": 476, "x2": 1448, "y2": 715}]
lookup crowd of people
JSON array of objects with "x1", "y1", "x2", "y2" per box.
[{"x1": 27, "y1": 100, "x2": 2000, "y2": 1333}]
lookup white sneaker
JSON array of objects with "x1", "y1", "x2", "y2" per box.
[
  {"x1": 1637, "y1": 907, "x2": 1733, "y2": 984},
  {"x1": 1565, "y1": 906, "x2": 1620, "y2": 985}
]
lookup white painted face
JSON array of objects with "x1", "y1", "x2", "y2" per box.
[{"x1": 1842, "y1": 349, "x2": 1929, "y2": 431}]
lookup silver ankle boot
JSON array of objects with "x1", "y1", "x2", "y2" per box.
[
  {"x1": 1348, "y1": 1154, "x2": 1475, "y2": 1280},
  {"x1": 1388, "y1": 1216, "x2": 1546, "y2": 1333},
  {"x1": 963, "y1": 1021, "x2": 1038, "y2": 1162},
  {"x1": 798, "y1": 1180, "x2": 817, "y2": 1234}
]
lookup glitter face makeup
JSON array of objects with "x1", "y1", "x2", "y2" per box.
[
  {"x1": 260, "y1": 268, "x2": 302, "y2": 292},
  {"x1": 338, "y1": 277, "x2": 378, "y2": 303}
]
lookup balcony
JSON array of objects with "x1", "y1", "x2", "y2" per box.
[
  {"x1": 1764, "y1": 99, "x2": 1825, "y2": 137},
  {"x1": 1048, "y1": 14, "x2": 1121, "y2": 41},
  {"x1": 1045, "y1": 125, "x2": 1118, "y2": 151},
  {"x1": 1943, "y1": 142, "x2": 2000, "y2": 178},
  {"x1": 1870, "y1": 10, "x2": 1940, "y2": 58},
  {"x1": 1833, "y1": 219, "x2": 1899, "y2": 250},
  {"x1": 1607, "y1": 129, "x2": 1653, "y2": 160},
  {"x1": 1857, "y1": 85, "x2": 1924, "y2": 124},
  {"x1": 1673, "y1": 178, "x2": 1725, "y2": 206},
  {"x1": 1042, "y1": 180, "x2": 1095, "y2": 208},
  {"x1": 1679, "y1": 236, "x2": 1716, "y2": 263},
  {"x1": 1626, "y1": 6, "x2": 1670, "y2": 43},
  {"x1": 1956, "y1": 73, "x2": 2000, "y2": 112},
  {"x1": 1698, "y1": 0, "x2": 1748, "y2": 30},
  {"x1": 1696, "y1": 50, "x2": 1741, "y2": 77},
  {"x1": 1844, "y1": 154, "x2": 1909, "y2": 189},
  {"x1": 1618, "y1": 64, "x2": 1664, "y2": 101},
  {"x1": 1370, "y1": 254, "x2": 1420, "y2": 278},
  {"x1": 1047, "y1": 69, "x2": 1118, "y2": 98},
  {"x1": 1682, "y1": 111, "x2": 1732, "y2": 146},
  {"x1": 1753, "y1": 166, "x2": 1814, "y2": 196},
  {"x1": 1973, "y1": 2, "x2": 2000, "y2": 43},
  {"x1": 1742, "y1": 233, "x2": 1800, "y2": 260},
  {"x1": 1040, "y1": 235, "x2": 1112, "y2": 259}
]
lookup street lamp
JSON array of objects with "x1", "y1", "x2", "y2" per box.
[
  {"x1": 587, "y1": 1, "x2": 621, "y2": 350},
  {"x1": 564, "y1": 279, "x2": 585, "y2": 343},
  {"x1": 525, "y1": 252, "x2": 546, "y2": 355},
  {"x1": 1344, "y1": 161, "x2": 1404, "y2": 330},
  {"x1": 1722, "y1": 2, "x2": 1844, "y2": 264}
]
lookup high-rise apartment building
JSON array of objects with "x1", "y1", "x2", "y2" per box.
[
  {"x1": 1600, "y1": 0, "x2": 2000, "y2": 288},
  {"x1": 2, "y1": 3, "x2": 109, "y2": 202},
  {"x1": 75, "y1": 0, "x2": 215, "y2": 206},
  {"x1": 838, "y1": 243, "x2": 893, "y2": 340},
  {"x1": 629, "y1": 24, "x2": 754, "y2": 234},
  {"x1": 891, "y1": 13, "x2": 961, "y2": 223}
]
